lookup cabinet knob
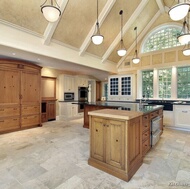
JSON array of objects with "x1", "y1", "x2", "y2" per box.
[
  {"x1": 116, "y1": 139, "x2": 119, "y2": 142},
  {"x1": 96, "y1": 129, "x2": 98, "y2": 132}
]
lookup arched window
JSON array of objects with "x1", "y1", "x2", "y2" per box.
[{"x1": 142, "y1": 25, "x2": 181, "y2": 53}]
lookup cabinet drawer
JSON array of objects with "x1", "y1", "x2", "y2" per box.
[
  {"x1": 150, "y1": 110, "x2": 159, "y2": 119},
  {"x1": 142, "y1": 138, "x2": 150, "y2": 156},
  {"x1": 22, "y1": 105, "x2": 40, "y2": 115},
  {"x1": 0, "y1": 107, "x2": 20, "y2": 117},
  {"x1": 21, "y1": 115, "x2": 40, "y2": 127},
  {"x1": 142, "y1": 130, "x2": 150, "y2": 141},
  {"x1": 142, "y1": 122, "x2": 150, "y2": 132},
  {"x1": 158, "y1": 108, "x2": 163, "y2": 116},
  {"x1": 0, "y1": 117, "x2": 20, "y2": 132}
]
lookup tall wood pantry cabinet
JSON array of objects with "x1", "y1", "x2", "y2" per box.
[{"x1": 0, "y1": 60, "x2": 42, "y2": 133}]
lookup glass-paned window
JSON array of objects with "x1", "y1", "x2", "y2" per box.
[
  {"x1": 110, "y1": 78, "x2": 119, "y2": 95},
  {"x1": 142, "y1": 70, "x2": 153, "y2": 98},
  {"x1": 158, "y1": 69, "x2": 172, "y2": 98},
  {"x1": 121, "y1": 76, "x2": 131, "y2": 95},
  {"x1": 177, "y1": 66, "x2": 190, "y2": 99},
  {"x1": 142, "y1": 26, "x2": 181, "y2": 53}
]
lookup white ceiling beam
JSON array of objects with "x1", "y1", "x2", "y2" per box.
[
  {"x1": 79, "y1": 0, "x2": 116, "y2": 56},
  {"x1": 43, "y1": 0, "x2": 69, "y2": 45},
  {"x1": 117, "y1": 10, "x2": 161, "y2": 68},
  {"x1": 101, "y1": 0, "x2": 149, "y2": 63},
  {"x1": 156, "y1": 0, "x2": 165, "y2": 14}
]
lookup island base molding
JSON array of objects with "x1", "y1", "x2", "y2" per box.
[{"x1": 88, "y1": 157, "x2": 142, "y2": 182}]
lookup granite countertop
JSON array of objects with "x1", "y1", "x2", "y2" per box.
[
  {"x1": 74, "y1": 101, "x2": 163, "y2": 114},
  {"x1": 88, "y1": 109, "x2": 143, "y2": 120}
]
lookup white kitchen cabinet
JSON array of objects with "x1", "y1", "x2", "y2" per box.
[
  {"x1": 108, "y1": 75, "x2": 135, "y2": 101},
  {"x1": 77, "y1": 77, "x2": 88, "y2": 87},
  {"x1": 59, "y1": 102, "x2": 79, "y2": 119},
  {"x1": 58, "y1": 74, "x2": 75, "y2": 100},
  {"x1": 163, "y1": 110, "x2": 174, "y2": 127},
  {"x1": 174, "y1": 105, "x2": 190, "y2": 130}
]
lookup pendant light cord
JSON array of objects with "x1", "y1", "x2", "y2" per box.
[
  {"x1": 134, "y1": 27, "x2": 138, "y2": 55},
  {"x1": 119, "y1": 10, "x2": 123, "y2": 41}
]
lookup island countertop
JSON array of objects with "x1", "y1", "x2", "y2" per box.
[{"x1": 88, "y1": 108, "x2": 143, "y2": 120}]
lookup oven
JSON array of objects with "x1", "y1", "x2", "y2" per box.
[
  {"x1": 78, "y1": 87, "x2": 88, "y2": 112},
  {"x1": 151, "y1": 116, "x2": 162, "y2": 146}
]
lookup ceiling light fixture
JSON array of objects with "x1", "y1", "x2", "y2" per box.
[
  {"x1": 117, "y1": 10, "x2": 127, "y2": 57},
  {"x1": 183, "y1": 42, "x2": 190, "y2": 56},
  {"x1": 178, "y1": 12, "x2": 190, "y2": 45},
  {"x1": 132, "y1": 27, "x2": 140, "y2": 64},
  {"x1": 91, "y1": 0, "x2": 104, "y2": 45},
  {"x1": 41, "y1": 0, "x2": 61, "y2": 22},
  {"x1": 168, "y1": 0, "x2": 190, "y2": 21}
]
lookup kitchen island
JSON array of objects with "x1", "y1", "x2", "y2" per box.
[{"x1": 88, "y1": 106, "x2": 163, "y2": 181}]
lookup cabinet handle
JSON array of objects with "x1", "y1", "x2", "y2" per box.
[
  {"x1": 144, "y1": 134, "x2": 147, "y2": 136},
  {"x1": 96, "y1": 129, "x2": 98, "y2": 132},
  {"x1": 107, "y1": 125, "x2": 109, "y2": 127},
  {"x1": 145, "y1": 144, "x2": 147, "y2": 147},
  {"x1": 116, "y1": 139, "x2": 118, "y2": 142},
  {"x1": 145, "y1": 125, "x2": 148, "y2": 127},
  {"x1": 182, "y1": 111, "x2": 188, "y2": 113}
]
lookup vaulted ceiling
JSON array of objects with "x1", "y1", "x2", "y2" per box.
[{"x1": 0, "y1": 0, "x2": 185, "y2": 80}]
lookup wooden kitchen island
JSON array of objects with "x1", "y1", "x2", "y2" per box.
[{"x1": 87, "y1": 103, "x2": 163, "y2": 181}]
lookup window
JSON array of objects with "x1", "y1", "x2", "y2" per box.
[
  {"x1": 177, "y1": 67, "x2": 190, "y2": 99},
  {"x1": 158, "y1": 69, "x2": 172, "y2": 99},
  {"x1": 142, "y1": 70, "x2": 153, "y2": 98},
  {"x1": 142, "y1": 26, "x2": 181, "y2": 53}
]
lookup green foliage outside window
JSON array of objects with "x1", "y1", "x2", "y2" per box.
[
  {"x1": 158, "y1": 69, "x2": 172, "y2": 99},
  {"x1": 177, "y1": 67, "x2": 190, "y2": 99},
  {"x1": 142, "y1": 70, "x2": 153, "y2": 98},
  {"x1": 143, "y1": 27, "x2": 181, "y2": 53}
]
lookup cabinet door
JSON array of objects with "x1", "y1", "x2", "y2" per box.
[
  {"x1": 120, "y1": 76, "x2": 131, "y2": 96},
  {"x1": 106, "y1": 120, "x2": 125, "y2": 169},
  {"x1": 21, "y1": 71, "x2": 40, "y2": 104},
  {"x1": 64, "y1": 75, "x2": 75, "y2": 92},
  {"x1": 0, "y1": 69, "x2": 20, "y2": 105},
  {"x1": 109, "y1": 77, "x2": 119, "y2": 96},
  {"x1": 47, "y1": 102, "x2": 56, "y2": 120},
  {"x1": 91, "y1": 117, "x2": 105, "y2": 161}
]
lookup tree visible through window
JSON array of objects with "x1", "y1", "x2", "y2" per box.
[
  {"x1": 142, "y1": 70, "x2": 153, "y2": 98},
  {"x1": 142, "y1": 26, "x2": 181, "y2": 53},
  {"x1": 177, "y1": 67, "x2": 190, "y2": 99}
]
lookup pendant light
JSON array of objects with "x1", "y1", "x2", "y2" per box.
[
  {"x1": 132, "y1": 27, "x2": 140, "y2": 64},
  {"x1": 117, "y1": 10, "x2": 127, "y2": 57},
  {"x1": 91, "y1": 0, "x2": 104, "y2": 45},
  {"x1": 183, "y1": 42, "x2": 190, "y2": 56},
  {"x1": 41, "y1": 0, "x2": 61, "y2": 22},
  {"x1": 178, "y1": 11, "x2": 190, "y2": 45},
  {"x1": 168, "y1": 0, "x2": 189, "y2": 21}
]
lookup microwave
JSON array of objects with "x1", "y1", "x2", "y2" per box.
[{"x1": 64, "y1": 93, "x2": 74, "y2": 101}]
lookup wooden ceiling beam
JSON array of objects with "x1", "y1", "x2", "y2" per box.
[
  {"x1": 43, "y1": 0, "x2": 69, "y2": 45},
  {"x1": 101, "y1": 0, "x2": 149, "y2": 63},
  {"x1": 79, "y1": 0, "x2": 116, "y2": 56},
  {"x1": 117, "y1": 10, "x2": 161, "y2": 69},
  {"x1": 156, "y1": 0, "x2": 165, "y2": 14}
]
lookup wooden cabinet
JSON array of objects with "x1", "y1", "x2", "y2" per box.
[
  {"x1": 142, "y1": 114, "x2": 151, "y2": 156},
  {"x1": 88, "y1": 109, "x2": 143, "y2": 181},
  {"x1": 0, "y1": 60, "x2": 41, "y2": 133},
  {"x1": 91, "y1": 117, "x2": 125, "y2": 169},
  {"x1": 41, "y1": 100, "x2": 56, "y2": 122}
]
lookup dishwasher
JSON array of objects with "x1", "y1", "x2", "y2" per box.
[{"x1": 151, "y1": 116, "x2": 162, "y2": 146}]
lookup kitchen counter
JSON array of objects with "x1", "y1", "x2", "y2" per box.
[{"x1": 83, "y1": 101, "x2": 163, "y2": 128}]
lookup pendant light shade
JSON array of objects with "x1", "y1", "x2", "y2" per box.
[
  {"x1": 183, "y1": 42, "x2": 190, "y2": 56},
  {"x1": 117, "y1": 10, "x2": 127, "y2": 57},
  {"x1": 132, "y1": 27, "x2": 140, "y2": 64},
  {"x1": 168, "y1": 1, "x2": 189, "y2": 21},
  {"x1": 41, "y1": 0, "x2": 61, "y2": 22},
  {"x1": 178, "y1": 13, "x2": 190, "y2": 45},
  {"x1": 91, "y1": 0, "x2": 104, "y2": 45}
]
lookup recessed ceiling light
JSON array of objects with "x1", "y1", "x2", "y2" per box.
[
  {"x1": 12, "y1": 53, "x2": 16, "y2": 56},
  {"x1": 37, "y1": 58, "x2": 40, "y2": 61}
]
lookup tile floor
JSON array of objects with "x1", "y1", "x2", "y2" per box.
[{"x1": 0, "y1": 118, "x2": 190, "y2": 189}]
